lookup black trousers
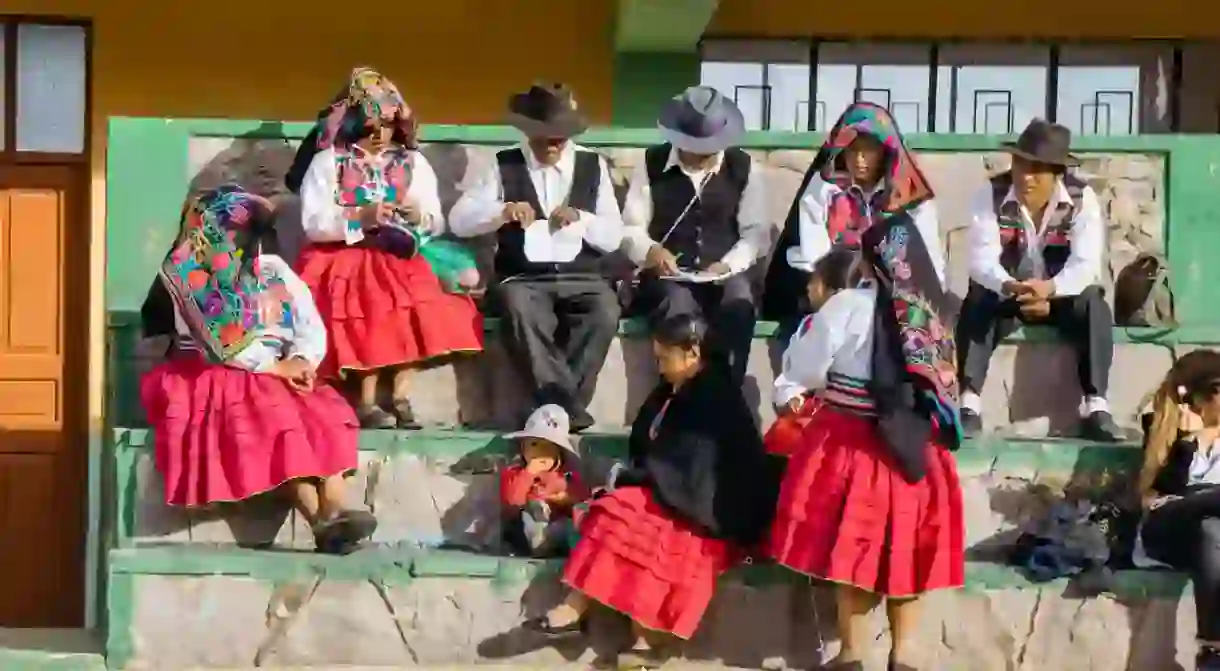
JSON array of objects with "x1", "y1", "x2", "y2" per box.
[
  {"x1": 1142, "y1": 489, "x2": 1220, "y2": 641},
  {"x1": 492, "y1": 276, "x2": 620, "y2": 416},
  {"x1": 635, "y1": 272, "x2": 756, "y2": 383},
  {"x1": 955, "y1": 281, "x2": 1113, "y2": 398}
]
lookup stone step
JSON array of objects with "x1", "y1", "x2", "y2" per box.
[
  {"x1": 115, "y1": 427, "x2": 1142, "y2": 554},
  {"x1": 106, "y1": 545, "x2": 1197, "y2": 670},
  {"x1": 0, "y1": 628, "x2": 105, "y2": 671}
]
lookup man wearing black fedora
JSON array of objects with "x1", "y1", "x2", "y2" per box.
[
  {"x1": 957, "y1": 119, "x2": 1123, "y2": 442},
  {"x1": 449, "y1": 83, "x2": 625, "y2": 431},
  {"x1": 622, "y1": 86, "x2": 770, "y2": 383}
]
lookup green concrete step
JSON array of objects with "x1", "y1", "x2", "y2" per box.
[
  {"x1": 0, "y1": 629, "x2": 105, "y2": 671},
  {"x1": 112, "y1": 427, "x2": 1144, "y2": 551},
  {"x1": 103, "y1": 544, "x2": 1195, "y2": 669}
]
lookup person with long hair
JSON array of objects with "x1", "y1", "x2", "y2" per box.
[
  {"x1": 139, "y1": 186, "x2": 374, "y2": 554},
  {"x1": 769, "y1": 211, "x2": 964, "y2": 671},
  {"x1": 285, "y1": 67, "x2": 483, "y2": 429},
  {"x1": 761, "y1": 102, "x2": 945, "y2": 334},
  {"x1": 519, "y1": 314, "x2": 782, "y2": 670},
  {"x1": 1134, "y1": 349, "x2": 1220, "y2": 670}
]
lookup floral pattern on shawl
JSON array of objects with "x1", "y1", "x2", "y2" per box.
[
  {"x1": 813, "y1": 103, "x2": 934, "y2": 248},
  {"x1": 158, "y1": 185, "x2": 290, "y2": 362},
  {"x1": 867, "y1": 220, "x2": 961, "y2": 447},
  {"x1": 317, "y1": 67, "x2": 418, "y2": 152}
]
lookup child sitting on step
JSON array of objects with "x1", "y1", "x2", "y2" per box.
[
  {"x1": 766, "y1": 248, "x2": 858, "y2": 457},
  {"x1": 499, "y1": 405, "x2": 590, "y2": 557}
]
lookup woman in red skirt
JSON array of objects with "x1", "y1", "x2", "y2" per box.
[
  {"x1": 140, "y1": 185, "x2": 375, "y2": 554},
  {"x1": 522, "y1": 315, "x2": 782, "y2": 669},
  {"x1": 286, "y1": 67, "x2": 483, "y2": 429},
  {"x1": 768, "y1": 209, "x2": 964, "y2": 671}
]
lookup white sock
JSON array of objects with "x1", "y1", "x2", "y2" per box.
[
  {"x1": 961, "y1": 391, "x2": 982, "y2": 414},
  {"x1": 1082, "y1": 396, "x2": 1109, "y2": 416}
]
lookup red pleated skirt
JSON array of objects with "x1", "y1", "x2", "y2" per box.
[
  {"x1": 562, "y1": 486, "x2": 735, "y2": 639},
  {"x1": 763, "y1": 396, "x2": 822, "y2": 457},
  {"x1": 140, "y1": 357, "x2": 360, "y2": 507},
  {"x1": 296, "y1": 243, "x2": 484, "y2": 378},
  {"x1": 769, "y1": 407, "x2": 964, "y2": 597}
]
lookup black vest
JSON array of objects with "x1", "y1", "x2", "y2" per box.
[
  {"x1": 494, "y1": 148, "x2": 603, "y2": 278},
  {"x1": 990, "y1": 171, "x2": 1085, "y2": 280},
  {"x1": 645, "y1": 144, "x2": 750, "y2": 267}
]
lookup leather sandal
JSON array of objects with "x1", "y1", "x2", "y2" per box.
[
  {"x1": 521, "y1": 615, "x2": 585, "y2": 640},
  {"x1": 391, "y1": 398, "x2": 422, "y2": 430}
]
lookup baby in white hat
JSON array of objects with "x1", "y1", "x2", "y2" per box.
[{"x1": 499, "y1": 405, "x2": 589, "y2": 557}]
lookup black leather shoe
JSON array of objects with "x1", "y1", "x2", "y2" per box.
[
  {"x1": 1081, "y1": 411, "x2": 1125, "y2": 442},
  {"x1": 960, "y1": 408, "x2": 983, "y2": 438}
]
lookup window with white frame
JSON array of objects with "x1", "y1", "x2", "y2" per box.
[{"x1": 698, "y1": 39, "x2": 1181, "y2": 135}]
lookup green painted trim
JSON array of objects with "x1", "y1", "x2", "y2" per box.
[
  {"x1": 104, "y1": 545, "x2": 1190, "y2": 599},
  {"x1": 614, "y1": 0, "x2": 720, "y2": 52},
  {"x1": 104, "y1": 573, "x2": 133, "y2": 671},
  {"x1": 0, "y1": 651, "x2": 105, "y2": 671},
  {"x1": 107, "y1": 117, "x2": 1197, "y2": 152},
  {"x1": 109, "y1": 546, "x2": 414, "y2": 582}
]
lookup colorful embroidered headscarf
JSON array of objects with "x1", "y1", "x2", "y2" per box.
[
  {"x1": 157, "y1": 185, "x2": 287, "y2": 362},
  {"x1": 761, "y1": 103, "x2": 935, "y2": 323},
  {"x1": 861, "y1": 213, "x2": 961, "y2": 483},
  {"x1": 284, "y1": 67, "x2": 418, "y2": 194}
]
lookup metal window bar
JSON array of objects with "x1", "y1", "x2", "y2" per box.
[
  {"x1": 733, "y1": 84, "x2": 772, "y2": 132},
  {"x1": 889, "y1": 101, "x2": 923, "y2": 133},
  {"x1": 855, "y1": 87, "x2": 892, "y2": 110},
  {"x1": 795, "y1": 100, "x2": 809, "y2": 133},
  {"x1": 973, "y1": 89, "x2": 1014, "y2": 134},
  {"x1": 1092, "y1": 90, "x2": 1134, "y2": 135},
  {"x1": 1080, "y1": 102, "x2": 1113, "y2": 136},
  {"x1": 812, "y1": 100, "x2": 828, "y2": 131}
]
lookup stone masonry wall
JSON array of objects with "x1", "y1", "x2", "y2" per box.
[{"x1": 186, "y1": 137, "x2": 1165, "y2": 306}]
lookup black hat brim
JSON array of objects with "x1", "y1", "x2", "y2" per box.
[{"x1": 1000, "y1": 141, "x2": 1080, "y2": 167}]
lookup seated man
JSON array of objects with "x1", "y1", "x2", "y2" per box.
[
  {"x1": 449, "y1": 83, "x2": 624, "y2": 431},
  {"x1": 622, "y1": 86, "x2": 770, "y2": 383},
  {"x1": 956, "y1": 120, "x2": 1123, "y2": 442}
]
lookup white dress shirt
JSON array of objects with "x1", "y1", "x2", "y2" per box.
[
  {"x1": 299, "y1": 147, "x2": 445, "y2": 241},
  {"x1": 621, "y1": 147, "x2": 770, "y2": 275},
  {"x1": 447, "y1": 142, "x2": 624, "y2": 254},
  {"x1": 772, "y1": 285, "x2": 877, "y2": 407},
  {"x1": 181, "y1": 255, "x2": 328, "y2": 373},
  {"x1": 784, "y1": 173, "x2": 947, "y2": 288},
  {"x1": 966, "y1": 178, "x2": 1104, "y2": 297}
]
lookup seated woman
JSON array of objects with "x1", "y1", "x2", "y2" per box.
[
  {"x1": 522, "y1": 315, "x2": 782, "y2": 669},
  {"x1": 1135, "y1": 349, "x2": 1220, "y2": 671},
  {"x1": 285, "y1": 67, "x2": 483, "y2": 429},
  {"x1": 761, "y1": 102, "x2": 945, "y2": 335},
  {"x1": 140, "y1": 185, "x2": 375, "y2": 554},
  {"x1": 769, "y1": 211, "x2": 964, "y2": 671}
]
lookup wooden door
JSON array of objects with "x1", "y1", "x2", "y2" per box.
[{"x1": 0, "y1": 164, "x2": 86, "y2": 626}]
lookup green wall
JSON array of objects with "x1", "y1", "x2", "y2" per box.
[{"x1": 611, "y1": 51, "x2": 701, "y2": 126}]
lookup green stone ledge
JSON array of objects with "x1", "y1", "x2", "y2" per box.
[
  {"x1": 111, "y1": 426, "x2": 1142, "y2": 472},
  {"x1": 0, "y1": 629, "x2": 105, "y2": 671},
  {"x1": 103, "y1": 310, "x2": 1186, "y2": 344},
  {"x1": 106, "y1": 545, "x2": 1190, "y2": 600}
]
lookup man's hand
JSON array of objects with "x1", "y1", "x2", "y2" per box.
[
  {"x1": 1018, "y1": 299, "x2": 1051, "y2": 320},
  {"x1": 645, "y1": 244, "x2": 680, "y2": 276},
  {"x1": 502, "y1": 202, "x2": 535, "y2": 225},
  {"x1": 703, "y1": 261, "x2": 731, "y2": 277},
  {"x1": 778, "y1": 396, "x2": 804, "y2": 416},
  {"x1": 1019, "y1": 279, "x2": 1055, "y2": 301},
  {"x1": 1001, "y1": 280, "x2": 1030, "y2": 298},
  {"x1": 548, "y1": 206, "x2": 581, "y2": 229}
]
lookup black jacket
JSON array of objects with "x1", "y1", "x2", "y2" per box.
[{"x1": 618, "y1": 364, "x2": 785, "y2": 546}]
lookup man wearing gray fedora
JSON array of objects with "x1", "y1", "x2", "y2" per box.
[
  {"x1": 957, "y1": 119, "x2": 1123, "y2": 442},
  {"x1": 449, "y1": 83, "x2": 625, "y2": 431},
  {"x1": 622, "y1": 86, "x2": 770, "y2": 383}
]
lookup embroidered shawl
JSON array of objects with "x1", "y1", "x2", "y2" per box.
[
  {"x1": 157, "y1": 185, "x2": 289, "y2": 362},
  {"x1": 861, "y1": 213, "x2": 961, "y2": 483}
]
